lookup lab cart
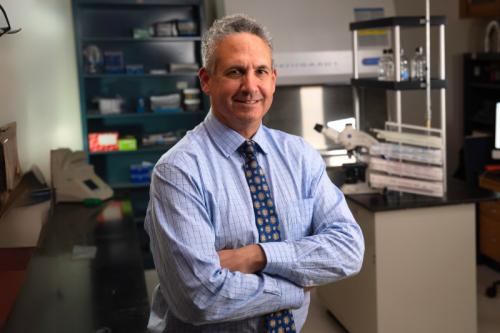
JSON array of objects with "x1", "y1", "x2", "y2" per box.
[{"x1": 351, "y1": 16, "x2": 447, "y2": 197}]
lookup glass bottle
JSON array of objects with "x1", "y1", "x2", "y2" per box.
[
  {"x1": 411, "y1": 46, "x2": 427, "y2": 81},
  {"x1": 400, "y1": 48, "x2": 409, "y2": 81},
  {"x1": 386, "y1": 49, "x2": 394, "y2": 81},
  {"x1": 378, "y1": 49, "x2": 388, "y2": 80}
]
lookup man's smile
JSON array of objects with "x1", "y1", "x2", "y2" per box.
[{"x1": 233, "y1": 97, "x2": 263, "y2": 104}]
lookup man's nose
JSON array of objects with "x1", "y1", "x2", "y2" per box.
[{"x1": 241, "y1": 72, "x2": 259, "y2": 93}]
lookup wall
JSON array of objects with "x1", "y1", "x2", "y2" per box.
[
  {"x1": 0, "y1": 0, "x2": 81, "y2": 182},
  {"x1": 393, "y1": 0, "x2": 486, "y2": 175},
  {"x1": 217, "y1": 0, "x2": 395, "y2": 52}
]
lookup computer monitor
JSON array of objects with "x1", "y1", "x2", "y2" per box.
[{"x1": 493, "y1": 103, "x2": 500, "y2": 159}]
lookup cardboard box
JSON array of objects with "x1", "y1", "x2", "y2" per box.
[{"x1": 88, "y1": 132, "x2": 119, "y2": 152}]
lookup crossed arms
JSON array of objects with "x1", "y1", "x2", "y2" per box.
[{"x1": 146, "y1": 155, "x2": 364, "y2": 325}]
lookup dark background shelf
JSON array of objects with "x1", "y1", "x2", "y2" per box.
[{"x1": 463, "y1": 53, "x2": 499, "y2": 136}]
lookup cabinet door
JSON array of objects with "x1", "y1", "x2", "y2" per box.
[
  {"x1": 460, "y1": 0, "x2": 500, "y2": 17},
  {"x1": 479, "y1": 201, "x2": 500, "y2": 262}
]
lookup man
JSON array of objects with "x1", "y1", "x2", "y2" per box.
[{"x1": 145, "y1": 14, "x2": 364, "y2": 333}]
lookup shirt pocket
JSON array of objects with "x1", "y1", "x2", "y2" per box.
[{"x1": 278, "y1": 198, "x2": 314, "y2": 240}]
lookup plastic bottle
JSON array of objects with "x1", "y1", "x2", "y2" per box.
[
  {"x1": 411, "y1": 46, "x2": 427, "y2": 81},
  {"x1": 378, "y1": 49, "x2": 388, "y2": 80},
  {"x1": 400, "y1": 49, "x2": 409, "y2": 81},
  {"x1": 136, "y1": 97, "x2": 145, "y2": 113}
]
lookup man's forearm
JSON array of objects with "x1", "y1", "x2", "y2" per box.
[{"x1": 217, "y1": 244, "x2": 267, "y2": 274}]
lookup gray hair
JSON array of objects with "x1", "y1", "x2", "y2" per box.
[{"x1": 201, "y1": 14, "x2": 273, "y2": 74}]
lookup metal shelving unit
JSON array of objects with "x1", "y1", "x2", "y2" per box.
[{"x1": 350, "y1": 13, "x2": 448, "y2": 196}]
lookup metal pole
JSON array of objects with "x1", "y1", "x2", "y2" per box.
[
  {"x1": 393, "y1": 26, "x2": 402, "y2": 131},
  {"x1": 439, "y1": 23, "x2": 447, "y2": 193},
  {"x1": 425, "y1": 0, "x2": 432, "y2": 128},
  {"x1": 353, "y1": 30, "x2": 360, "y2": 129}
]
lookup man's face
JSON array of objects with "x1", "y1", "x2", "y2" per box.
[{"x1": 199, "y1": 32, "x2": 277, "y2": 138}]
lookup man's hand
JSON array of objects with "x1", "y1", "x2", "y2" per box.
[{"x1": 217, "y1": 244, "x2": 267, "y2": 274}]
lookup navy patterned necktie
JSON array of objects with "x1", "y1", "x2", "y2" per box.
[{"x1": 239, "y1": 140, "x2": 296, "y2": 333}]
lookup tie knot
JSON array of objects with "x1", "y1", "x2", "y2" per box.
[{"x1": 239, "y1": 140, "x2": 257, "y2": 157}]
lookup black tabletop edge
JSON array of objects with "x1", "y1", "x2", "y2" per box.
[{"x1": 346, "y1": 178, "x2": 499, "y2": 212}]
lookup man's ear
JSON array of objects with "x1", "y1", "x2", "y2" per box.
[
  {"x1": 271, "y1": 68, "x2": 277, "y2": 94},
  {"x1": 198, "y1": 67, "x2": 211, "y2": 95}
]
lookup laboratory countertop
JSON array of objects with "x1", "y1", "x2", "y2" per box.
[
  {"x1": 346, "y1": 178, "x2": 500, "y2": 213},
  {"x1": 3, "y1": 200, "x2": 150, "y2": 333}
]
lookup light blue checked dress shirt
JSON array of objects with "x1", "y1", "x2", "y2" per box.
[{"x1": 145, "y1": 112, "x2": 364, "y2": 333}]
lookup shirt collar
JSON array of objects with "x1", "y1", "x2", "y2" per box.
[{"x1": 204, "y1": 110, "x2": 270, "y2": 158}]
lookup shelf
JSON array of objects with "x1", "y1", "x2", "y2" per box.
[
  {"x1": 350, "y1": 16, "x2": 446, "y2": 30},
  {"x1": 133, "y1": 216, "x2": 146, "y2": 224},
  {"x1": 466, "y1": 52, "x2": 500, "y2": 61},
  {"x1": 87, "y1": 110, "x2": 205, "y2": 119},
  {"x1": 81, "y1": 36, "x2": 201, "y2": 43},
  {"x1": 89, "y1": 145, "x2": 173, "y2": 156},
  {"x1": 84, "y1": 72, "x2": 198, "y2": 79},
  {"x1": 111, "y1": 182, "x2": 150, "y2": 190},
  {"x1": 467, "y1": 82, "x2": 500, "y2": 90},
  {"x1": 351, "y1": 78, "x2": 447, "y2": 90}
]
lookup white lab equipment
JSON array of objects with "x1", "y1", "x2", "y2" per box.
[{"x1": 51, "y1": 148, "x2": 113, "y2": 203}]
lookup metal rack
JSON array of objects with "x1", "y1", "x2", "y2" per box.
[{"x1": 350, "y1": 14, "x2": 448, "y2": 196}]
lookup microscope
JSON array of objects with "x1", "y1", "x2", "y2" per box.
[{"x1": 314, "y1": 123, "x2": 378, "y2": 194}]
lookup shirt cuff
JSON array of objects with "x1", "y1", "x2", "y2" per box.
[
  {"x1": 263, "y1": 272, "x2": 305, "y2": 310},
  {"x1": 259, "y1": 242, "x2": 295, "y2": 279}
]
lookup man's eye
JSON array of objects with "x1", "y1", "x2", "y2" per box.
[
  {"x1": 256, "y1": 69, "x2": 269, "y2": 76},
  {"x1": 227, "y1": 69, "x2": 243, "y2": 77}
]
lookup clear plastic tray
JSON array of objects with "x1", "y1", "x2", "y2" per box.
[
  {"x1": 369, "y1": 172, "x2": 444, "y2": 197},
  {"x1": 369, "y1": 157, "x2": 443, "y2": 181},
  {"x1": 370, "y1": 143, "x2": 443, "y2": 165}
]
